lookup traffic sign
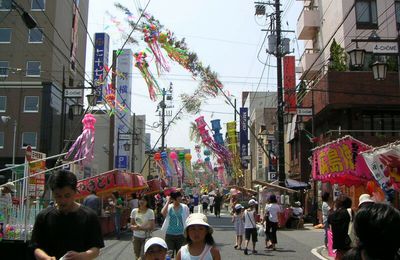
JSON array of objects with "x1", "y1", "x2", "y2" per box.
[
  {"x1": 297, "y1": 108, "x2": 313, "y2": 116},
  {"x1": 372, "y1": 42, "x2": 398, "y2": 54},
  {"x1": 115, "y1": 155, "x2": 128, "y2": 169}
]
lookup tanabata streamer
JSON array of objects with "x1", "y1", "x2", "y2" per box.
[
  {"x1": 134, "y1": 51, "x2": 161, "y2": 101},
  {"x1": 143, "y1": 24, "x2": 169, "y2": 75},
  {"x1": 65, "y1": 114, "x2": 96, "y2": 165}
]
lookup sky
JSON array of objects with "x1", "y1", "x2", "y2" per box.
[{"x1": 85, "y1": 0, "x2": 303, "y2": 151}]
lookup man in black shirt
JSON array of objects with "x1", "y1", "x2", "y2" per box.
[{"x1": 30, "y1": 169, "x2": 104, "y2": 260}]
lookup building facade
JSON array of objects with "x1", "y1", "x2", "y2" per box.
[
  {"x1": 0, "y1": 0, "x2": 89, "y2": 180},
  {"x1": 295, "y1": 0, "x2": 400, "y2": 213}
]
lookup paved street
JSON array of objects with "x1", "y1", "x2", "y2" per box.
[{"x1": 98, "y1": 210, "x2": 325, "y2": 260}]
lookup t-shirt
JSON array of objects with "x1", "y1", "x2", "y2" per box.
[
  {"x1": 322, "y1": 201, "x2": 331, "y2": 223},
  {"x1": 201, "y1": 195, "x2": 209, "y2": 204},
  {"x1": 130, "y1": 208, "x2": 155, "y2": 238},
  {"x1": 265, "y1": 203, "x2": 282, "y2": 223},
  {"x1": 291, "y1": 207, "x2": 303, "y2": 218},
  {"x1": 244, "y1": 209, "x2": 257, "y2": 229},
  {"x1": 30, "y1": 205, "x2": 104, "y2": 259},
  {"x1": 209, "y1": 196, "x2": 215, "y2": 206}
]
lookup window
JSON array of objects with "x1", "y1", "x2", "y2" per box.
[
  {"x1": 24, "y1": 96, "x2": 39, "y2": 112},
  {"x1": 26, "y1": 61, "x2": 41, "y2": 77},
  {"x1": 0, "y1": 132, "x2": 3, "y2": 149},
  {"x1": 31, "y1": 0, "x2": 45, "y2": 10},
  {"x1": 355, "y1": 0, "x2": 378, "y2": 29},
  {"x1": 28, "y1": 28, "x2": 43, "y2": 43},
  {"x1": 396, "y1": 0, "x2": 400, "y2": 29},
  {"x1": 22, "y1": 132, "x2": 37, "y2": 149},
  {"x1": 0, "y1": 61, "x2": 8, "y2": 77},
  {"x1": 0, "y1": 0, "x2": 12, "y2": 10},
  {"x1": 0, "y1": 96, "x2": 6, "y2": 112},
  {"x1": 0, "y1": 28, "x2": 11, "y2": 43}
]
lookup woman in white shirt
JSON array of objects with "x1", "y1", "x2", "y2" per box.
[
  {"x1": 130, "y1": 194, "x2": 155, "y2": 259},
  {"x1": 264, "y1": 195, "x2": 282, "y2": 250}
]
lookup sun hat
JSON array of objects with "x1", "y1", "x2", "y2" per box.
[
  {"x1": 144, "y1": 237, "x2": 168, "y2": 254},
  {"x1": 358, "y1": 193, "x2": 374, "y2": 207},
  {"x1": 234, "y1": 204, "x2": 244, "y2": 210},
  {"x1": 248, "y1": 199, "x2": 257, "y2": 206},
  {"x1": 294, "y1": 201, "x2": 301, "y2": 206},
  {"x1": 184, "y1": 213, "x2": 213, "y2": 236},
  {"x1": 3, "y1": 182, "x2": 16, "y2": 193}
]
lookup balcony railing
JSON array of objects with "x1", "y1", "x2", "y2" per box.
[{"x1": 297, "y1": 5, "x2": 319, "y2": 40}]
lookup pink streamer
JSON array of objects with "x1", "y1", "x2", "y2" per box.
[{"x1": 65, "y1": 114, "x2": 96, "y2": 165}]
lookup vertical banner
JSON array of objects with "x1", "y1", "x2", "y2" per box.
[
  {"x1": 93, "y1": 32, "x2": 110, "y2": 103},
  {"x1": 69, "y1": 0, "x2": 80, "y2": 71},
  {"x1": 283, "y1": 56, "x2": 296, "y2": 113},
  {"x1": 239, "y1": 107, "x2": 248, "y2": 158},
  {"x1": 114, "y1": 49, "x2": 133, "y2": 169}
]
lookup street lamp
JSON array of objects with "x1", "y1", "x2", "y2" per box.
[
  {"x1": 371, "y1": 61, "x2": 388, "y2": 80},
  {"x1": 1, "y1": 116, "x2": 17, "y2": 180},
  {"x1": 348, "y1": 47, "x2": 366, "y2": 68}
]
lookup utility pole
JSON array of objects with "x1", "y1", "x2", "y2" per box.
[
  {"x1": 161, "y1": 88, "x2": 166, "y2": 151},
  {"x1": 275, "y1": 0, "x2": 286, "y2": 187},
  {"x1": 132, "y1": 113, "x2": 136, "y2": 172}
]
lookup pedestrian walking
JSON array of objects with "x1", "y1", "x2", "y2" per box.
[
  {"x1": 161, "y1": 190, "x2": 190, "y2": 258},
  {"x1": 143, "y1": 237, "x2": 169, "y2": 260},
  {"x1": 201, "y1": 192, "x2": 209, "y2": 214},
  {"x1": 321, "y1": 192, "x2": 332, "y2": 248},
  {"x1": 176, "y1": 213, "x2": 221, "y2": 260},
  {"x1": 129, "y1": 193, "x2": 139, "y2": 211},
  {"x1": 30, "y1": 169, "x2": 104, "y2": 260},
  {"x1": 328, "y1": 195, "x2": 353, "y2": 260},
  {"x1": 110, "y1": 191, "x2": 124, "y2": 239},
  {"x1": 265, "y1": 194, "x2": 282, "y2": 250},
  {"x1": 83, "y1": 190, "x2": 102, "y2": 216},
  {"x1": 209, "y1": 195, "x2": 215, "y2": 214},
  {"x1": 213, "y1": 191, "x2": 222, "y2": 218},
  {"x1": 232, "y1": 204, "x2": 244, "y2": 250},
  {"x1": 131, "y1": 194, "x2": 155, "y2": 260},
  {"x1": 243, "y1": 199, "x2": 258, "y2": 255}
]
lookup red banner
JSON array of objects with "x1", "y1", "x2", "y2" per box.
[{"x1": 283, "y1": 56, "x2": 296, "y2": 113}]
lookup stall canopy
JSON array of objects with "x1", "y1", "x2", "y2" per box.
[
  {"x1": 252, "y1": 180, "x2": 298, "y2": 193},
  {"x1": 285, "y1": 178, "x2": 310, "y2": 190},
  {"x1": 226, "y1": 185, "x2": 258, "y2": 195},
  {"x1": 76, "y1": 170, "x2": 147, "y2": 199},
  {"x1": 312, "y1": 135, "x2": 373, "y2": 186},
  {"x1": 361, "y1": 141, "x2": 400, "y2": 194}
]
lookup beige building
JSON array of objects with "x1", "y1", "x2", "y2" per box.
[{"x1": 0, "y1": 0, "x2": 89, "y2": 179}]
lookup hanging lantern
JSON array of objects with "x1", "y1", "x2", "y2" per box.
[
  {"x1": 371, "y1": 61, "x2": 387, "y2": 80},
  {"x1": 348, "y1": 48, "x2": 366, "y2": 67}
]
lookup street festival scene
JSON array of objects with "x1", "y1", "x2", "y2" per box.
[{"x1": 0, "y1": 0, "x2": 400, "y2": 260}]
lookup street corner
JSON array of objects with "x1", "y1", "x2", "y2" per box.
[{"x1": 311, "y1": 245, "x2": 334, "y2": 260}]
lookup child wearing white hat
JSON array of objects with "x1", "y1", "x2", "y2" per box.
[{"x1": 176, "y1": 213, "x2": 221, "y2": 260}]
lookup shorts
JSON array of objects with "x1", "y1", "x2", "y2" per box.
[
  {"x1": 245, "y1": 228, "x2": 258, "y2": 242},
  {"x1": 202, "y1": 202, "x2": 209, "y2": 210}
]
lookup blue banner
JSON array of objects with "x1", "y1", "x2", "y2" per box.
[
  {"x1": 93, "y1": 33, "x2": 110, "y2": 103},
  {"x1": 239, "y1": 108, "x2": 248, "y2": 158}
]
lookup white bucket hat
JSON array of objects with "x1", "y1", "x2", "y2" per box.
[
  {"x1": 144, "y1": 237, "x2": 168, "y2": 254},
  {"x1": 3, "y1": 182, "x2": 16, "y2": 193},
  {"x1": 234, "y1": 203, "x2": 244, "y2": 210},
  {"x1": 358, "y1": 194, "x2": 374, "y2": 206},
  {"x1": 248, "y1": 199, "x2": 257, "y2": 206},
  {"x1": 184, "y1": 213, "x2": 213, "y2": 236}
]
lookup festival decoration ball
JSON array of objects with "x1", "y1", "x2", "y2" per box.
[
  {"x1": 178, "y1": 152, "x2": 185, "y2": 161},
  {"x1": 169, "y1": 151, "x2": 177, "y2": 160},
  {"x1": 204, "y1": 149, "x2": 211, "y2": 156},
  {"x1": 185, "y1": 153, "x2": 192, "y2": 161},
  {"x1": 154, "y1": 152, "x2": 161, "y2": 161},
  {"x1": 205, "y1": 157, "x2": 210, "y2": 162},
  {"x1": 217, "y1": 158, "x2": 223, "y2": 164}
]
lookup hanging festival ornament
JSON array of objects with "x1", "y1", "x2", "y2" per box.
[
  {"x1": 134, "y1": 51, "x2": 161, "y2": 101},
  {"x1": 143, "y1": 23, "x2": 169, "y2": 75},
  {"x1": 65, "y1": 114, "x2": 97, "y2": 165}
]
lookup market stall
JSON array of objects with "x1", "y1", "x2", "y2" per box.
[
  {"x1": 253, "y1": 179, "x2": 298, "y2": 227},
  {"x1": 76, "y1": 170, "x2": 148, "y2": 235},
  {"x1": 312, "y1": 135, "x2": 374, "y2": 206}
]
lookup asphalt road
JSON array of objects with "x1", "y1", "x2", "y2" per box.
[{"x1": 98, "y1": 210, "x2": 324, "y2": 260}]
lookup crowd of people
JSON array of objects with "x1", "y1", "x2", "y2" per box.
[{"x1": 324, "y1": 192, "x2": 400, "y2": 260}]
